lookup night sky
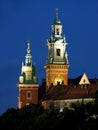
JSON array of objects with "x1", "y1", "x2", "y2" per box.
[{"x1": 0, "y1": 0, "x2": 98, "y2": 114}]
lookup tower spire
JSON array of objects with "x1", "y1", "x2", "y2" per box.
[
  {"x1": 45, "y1": 9, "x2": 69, "y2": 89},
  {"x1": 27, "y1": 40, "x2": 31, "y2": 54},
  {"x1": 25, "y1": 40, "x2": 32, "y2": 65},
  {"x1": 17, "y1": 40, "x2": 39, "y2": 109},
  {"x1": 56, "y1": 8, "x2": 58, "y2": 18}
]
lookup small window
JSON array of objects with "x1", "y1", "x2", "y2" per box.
[
  {"x1": 56, "y1": 49, "x2": 60, "y2": 56},
  {"x1": 56, "y1": 28, "x2": 59, "y2": 35},
  {"x1": 81, "y1": 84, "x2": 87, "y2": 88},
  {"x1": 27, "y1": 91, "x2": 32, "y2": 99}
]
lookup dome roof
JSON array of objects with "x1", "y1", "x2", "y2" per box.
[{"x1": 53, "y1": 17, "x2": 61, "y2": 25}]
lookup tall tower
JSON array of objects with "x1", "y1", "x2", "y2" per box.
[
  {"x1": 44, "y1": 9, "x2": 69, "y2": 91},
  {"x1": 17, "y1": 40, "x2": 39, "y2": 108}
]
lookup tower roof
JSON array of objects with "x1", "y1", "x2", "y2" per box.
[
  {"x1": 53, "y1": 8, "x2": 62, "y2": 25},
  {"x1": 18, "y1": 40, "x2": 38, "y2": 84}
]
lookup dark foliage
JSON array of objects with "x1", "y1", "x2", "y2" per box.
[{"x1": 0, "y1": 91, "x2": 98, "y2": 130}]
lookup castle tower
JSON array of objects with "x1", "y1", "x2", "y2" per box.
[
  {"x1": 44, "y1": 9, "x2": 69, "y2": 91},
  {"x1": 17, "y1": 40, "x2": 39, "y2": 108}
]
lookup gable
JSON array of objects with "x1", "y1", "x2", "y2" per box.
[{"x1": 79, "y1": 73, "x2": 90, "y2": 85}]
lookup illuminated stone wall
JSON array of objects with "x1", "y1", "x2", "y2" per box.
[
  {"x1": 45, "y1": 64, "x2": 69, "y2": 91},
  {"x1": 18, "y1": 84, "x2": 38, "y2": 108}
]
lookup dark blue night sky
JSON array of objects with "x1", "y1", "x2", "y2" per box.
[{"x1": 0, "y1": 0, "x2": 98, "y2": 114}]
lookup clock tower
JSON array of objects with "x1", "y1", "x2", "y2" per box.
[
  {"x1": 17, "y1": 40, "x2": 39, "y2": 108},
  {"x1": 44, "y1": 9, "x2": 69, "y2": 91}
]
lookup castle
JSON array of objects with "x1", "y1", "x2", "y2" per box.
[{"x1": 17, "y1": 9, "x2": 98, "y2": 110}]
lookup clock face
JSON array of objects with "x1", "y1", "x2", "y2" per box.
[{"x1": 56, "y1": 49, "x2": 60, "y2": 56}]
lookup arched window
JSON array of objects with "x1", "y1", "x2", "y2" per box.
[{"x1": 56, "y1": 28, "x2": 59, "y2": 35}]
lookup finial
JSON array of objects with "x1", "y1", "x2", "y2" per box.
[
  {"x1": 27, "y1": 40, "x2": 30, "y2": 53},
  {"x1": 56, "y1": 8, "x2": 58, "y2": 18}
]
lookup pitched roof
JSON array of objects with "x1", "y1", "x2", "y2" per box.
[
  {"x1": 42, "y1": 83, "x2": 98, "y2": 101},
  {"x1": 40, "y1": 75, "x2": 98, "y2": 101}
]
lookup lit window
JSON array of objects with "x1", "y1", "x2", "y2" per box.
[
  {"x1": 26, "y1": 103, "x2": 30, "y2": 106},
  {"x1": 81, "y1": 84, "x2": 87, "y2": 88}
]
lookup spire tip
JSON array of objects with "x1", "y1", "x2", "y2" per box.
[
  {"x1": 27, "y1": 40, "x2": 31, "y2": 53},
  {"x1": 56, "y1": 8, "x2": 58, "y2": 18}
]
